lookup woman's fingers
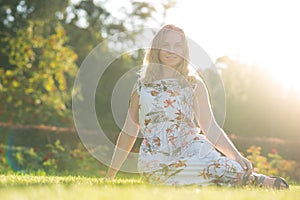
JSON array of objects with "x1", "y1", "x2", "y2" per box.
[
  {"x1": 242, "y1": 157, "x2": 253, "y2": 175},
  {"x1": 237, "y1": 156, "x2": 253, "y2": 175}
]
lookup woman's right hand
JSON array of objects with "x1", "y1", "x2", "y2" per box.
[
  {"x1": 104, "y1": 168, "x2": 117, "y2": 180},
  {"x1": 104, "y1": 175, "x2": 114, "y2": 180},
  {"x1": 103, "y1": 176, "x2": 114, "y2": 181}
]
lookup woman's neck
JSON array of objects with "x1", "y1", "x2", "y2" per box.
[{"x1": 158, "y1": 65, "x2": 180, "y2": 79}]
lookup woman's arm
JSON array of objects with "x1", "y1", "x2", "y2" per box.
[
  {"x1": 193, "y1": 80, "x2": 252, "y2": 172},
  {"x1": 105, "y1": 90, "x2": 140, "y2": 179}
]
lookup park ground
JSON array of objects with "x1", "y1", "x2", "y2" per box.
[{"x1": 0, "y1": 174, "x2": 299, "y2": 200}]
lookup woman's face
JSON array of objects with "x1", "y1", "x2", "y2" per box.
[{"x1": 159, "y1": 31, "x2": 184, "y2": 68}]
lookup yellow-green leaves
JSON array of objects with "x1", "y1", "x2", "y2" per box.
[{"x1": 0, "y1": 20, "x2": 78, "y2": 125}]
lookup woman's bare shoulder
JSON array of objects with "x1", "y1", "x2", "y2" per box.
[{"x1": 188, "y1": 75, "x2": 206, "y2": 92}]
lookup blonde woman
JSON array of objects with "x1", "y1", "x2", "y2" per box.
[{"x1": 105, "y1": 24, "x2": 288, "y2": 189}]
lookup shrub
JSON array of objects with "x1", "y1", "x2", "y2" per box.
[
  {"x1": 246, "y1": 145, "x2": 300, "y2": 182},
  {"x1": 0, "y1": 140, "x2": 104, "y2": 176}
]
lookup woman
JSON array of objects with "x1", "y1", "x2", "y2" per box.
[{"x1": 105, "y1": 24, "x2": 288, "y2": 189}]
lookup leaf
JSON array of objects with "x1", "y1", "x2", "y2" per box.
[
  {"x1": 44, "y1": 78, "x2": 55, "y2": 92},
  {"x1": 5, "y1": 70, "x2": 14, "y2": 76},
  {"x1": 172, "y1": 147, "x2": 181, "y2": 155},
  {"x1": 158, "y1": 151, "x2": 170, "y2": 156},
  {"x1": 25, "y1": 88, "x2": 35, "y2": 94},
  {"x1": 168, "y1": 168, "x2": 184, "y2": 178},
  {"x1": 12, "y1": 80, "x2": 20, "y2": 88}
]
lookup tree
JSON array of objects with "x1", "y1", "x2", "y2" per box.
[
  {"x1": 0, "y1": 0, "x2": 177, "y2": 127},
  {"x1": 0, "y1": 21, "x2": 77, "y2": 125},
  {"x1": 1, "y1": 0, "x2": 175, "y2": 64}
]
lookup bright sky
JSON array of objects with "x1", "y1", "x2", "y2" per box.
[
  {"x1": 165, "y1": 0, "x2": 300, "y2": 94},
  {"x1": 105, "y1": 0, "x2": 300, "y2": 94}
]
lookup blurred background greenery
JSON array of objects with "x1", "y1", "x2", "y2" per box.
[{"x1": 0, "y1": 0, "x2": 299, "y2": 181}]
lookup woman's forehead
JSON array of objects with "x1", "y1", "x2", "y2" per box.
[{"x1": 161, "y1": 30, "x2": 184, "y2": 43}]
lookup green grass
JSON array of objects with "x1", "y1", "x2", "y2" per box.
[{"x1": 0, "y1": 174, "x2": 299, "y2": 200}]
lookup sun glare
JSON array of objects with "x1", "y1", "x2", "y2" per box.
[
  {"x1": 164, "y1": 0, "x2": 300, "y2": 97},
  {"x1": 270, "y1": 66, "x2": 300, "y2": 96}
]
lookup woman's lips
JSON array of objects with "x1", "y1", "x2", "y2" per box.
[{"x1": 165, "y1": 54, "x2": 179, "y2": 59}]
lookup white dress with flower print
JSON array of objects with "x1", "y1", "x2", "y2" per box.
[{"x1": 137, "y1": 78, "x2": 245, "y2": 186}]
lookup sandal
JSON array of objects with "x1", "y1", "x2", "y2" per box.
[
  {"x1": 272, "y1": 177, "x2": 289, "y2": 190},
  {"x1": 254, "y1": 174, "x2": 289, "y2": 190}
]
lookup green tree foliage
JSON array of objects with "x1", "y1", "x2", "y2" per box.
[
  {"x1": 0, "y1": 21, "x2": 77, "y2": 125},
  {"x1": 0, "y1": 0, "x2": 174, "y2": 68},
  {"x1": 0, "y1": 0, "x2": 175, "y2": 127},
  {"x1": 95, "y1": 52, "x2": 144, "y2": 135},
  {"x1": 0, "y1": 0, "x2": 68, "y2": 34}
]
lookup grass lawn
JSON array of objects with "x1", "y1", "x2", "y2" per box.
[{"x1": 0, "y1": 174, "x2": 299, "y2": 200}]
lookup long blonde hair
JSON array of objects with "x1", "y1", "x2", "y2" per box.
[{"x1": 139, "y1": 24, "x2": 199, "y2": 84}]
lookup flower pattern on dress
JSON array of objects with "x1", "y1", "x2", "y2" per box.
[{"x1": 137, "y1": 78, "x2": 245, "y2": 186}]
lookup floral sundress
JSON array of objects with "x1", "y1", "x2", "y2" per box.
[{"x1": 137, "y1": 78, "x2": 245, "y2": 186}]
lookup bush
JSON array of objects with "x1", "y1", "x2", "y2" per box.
[
  {"x1": 246, "y1": 146, "x2": 300, "y2": 182},
  {"x1": 0, "y1": 140, "x2": 106, "y2": 176}
]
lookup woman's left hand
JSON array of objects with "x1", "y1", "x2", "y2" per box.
[{"x1": 235, "y1": 154, "x2": 253, "y2": 175}]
